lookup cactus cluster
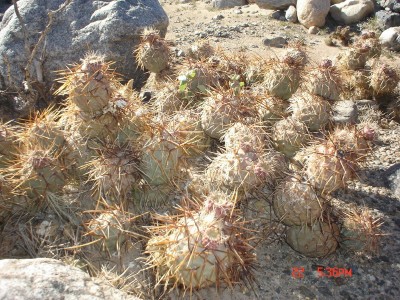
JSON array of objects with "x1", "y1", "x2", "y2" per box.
[{"x1": 0, "y1": 27, "x2": 394, "y2": 297}]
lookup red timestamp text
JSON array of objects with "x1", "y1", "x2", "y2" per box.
[{"x1": 317, "y1": 266, "x2": 353, "y2": 278}]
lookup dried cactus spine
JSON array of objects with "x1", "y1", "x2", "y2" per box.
[
  {"x1": 8, "y1": 149, "x2": 67, "y2": 199},
  {"x1": 0, "y1": 121, "x2": 18, "y2": 168},
  {"x1": 201, "y1": 89, "x2": 259, "y2": 139},
  {"x1": 85, "y1": 142, "x2": 141, "y2": 202}
]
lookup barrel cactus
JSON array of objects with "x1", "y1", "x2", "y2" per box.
[
  {"x1": 340, "y1": 207, "x2": 383, "y2": 254},
  {"x1": 201, "y1": 89, "x2": 259, "y2": 139},
  {"x1": 135, "y1": 27, "x2": 170, "y2": 74},
  {"x1": 286, "y1": 221, "x2": 339, "y2": 258},
  {"x1": 85, "y1": 142, "x2": 142, "y2": 201},
  {"x1": 370, "y1": 63, "x2": 399, "y2": 97},
  {"x1": 304, "y1": 142, "x2": 357, "y2": 194},
  {"x1": 274, "y1": 176, "x2": 324, "y2": 226},
  {"x1": 262, "y1": 58, "x2": 301, "y2": 100},
  {"x1": 271, "y1": 117, "x2": 310, "y2": 158},
  {"x1": 8, "y1": 149, "x2": 67, "y2": 199},
  {"x1": 289, "y1": 93, "x2": 331, "y2": 131},
  {"x1": 146, "y1": 192, "x2": 255, "y2": 290},
  {"x1": 303, "y1": 59, "x2": 341, "y2": 101}
]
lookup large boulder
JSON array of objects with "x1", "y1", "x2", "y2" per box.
[
  {"x1": 255, "y1": 0, "x2": 296, "y2": 10},
  {"x1": 212, "y1": 0, "x2": 247, "y2": 9},
  {"x1": 297, "y1": 0, "x2": 330, "y2": 28},
  {"x1": 376, "y1": 10, "x2": 400, "y2": 30},
  {"x1": 379, "y1": 26, "x2": 400, "y2": 51},
  {"x1": 0, "y1": 0, "x2": 169, "y2": 91},
  {"x1": 380, "y1": 0, "x2": 400, "y2": 13},
  {"x1": 0, "y1": 258, "x2": 141, "y2": 300},
  {"x1": 330, "y1": 0, "x2": 375, "y2": 25}
]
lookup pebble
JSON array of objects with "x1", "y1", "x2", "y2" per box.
[
  {"x1": 308, "y1": 26, "x2": 319, "y2": 34},
  {"x1": 297, "y1": 286, "x2": 316, "y2": 299},
  {"x1": 234, "y1": 9, "x2": 242, "y2": 14},
  {"x1": 212, "y1": 14, "x2": 224, "y2": 20},
  {"x1": 317, "y1": 286, "x2": 333, "y2": 297},
  {"x1": 262, "y1": 36, "x2": 288, "y2": 48}
]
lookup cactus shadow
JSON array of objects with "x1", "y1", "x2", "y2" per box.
[{"x1": 334, "y1": 187, "x2": 400, "y2": 215}]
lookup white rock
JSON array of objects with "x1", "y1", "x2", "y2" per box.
[
  {"x1": 297, "y1": 0, "x2": 330, "y2": 28},
  {"x1": 308, "y1": 26, "x2": 319, "y2": 34},
  {"x1": 286, "y1": 6, "x2": 298, "y2": 23},
  {"x1": 330, "y1": 0, "x2": 375, "y2": 25},
  {"x1": 379, "y1": 26, "x2": 400, "y2": 51},
  {"x1": 0, "y1": 258, "x2": 140, "y2": 300}
]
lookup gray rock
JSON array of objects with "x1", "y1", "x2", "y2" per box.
[
  {"x1": 212, "y1": 14, "x2": 225, "y2": 20},
  {"x1": 0, "y1": 258, "x2": 141, "y2": 300},
  {"x1": 332, "y1": 100, "x2": 358, "y2": 124},
  {"x1": 0, "y1": 0, "x2": 169, "y2": 91},
  {"x1": 286, "y1": 5, "x2": 298, "y2": 23},
  {"x1": 255, "y1": 0, "x2": 296, "y2": 10},
  {"x1": 379, "y1": 26, "x2": 400, "y2": 51},
  {"x1": 376, "y1": 10, "x2": 400, "y2": 30},
  {"x1": 330, "y1": 0, "x2": 375, "y2": 25},
  {"x1": 212, "y1": 0, "x2": 247, "y2": 9},
  {"x1": 383, "y1": 163, "x2": 400, "y2": 197},
  {"x1": 380, "y1": 0, "x2": 400, "y2": 13},
  {"x1": 271, "y1": 10, "x2": 286, "y2": 21},
  {"x1": 263, "y1": 36, "x2": 288, "y2": 48}
]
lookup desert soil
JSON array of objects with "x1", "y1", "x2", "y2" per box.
[{"x1": 159, "y1": 1, "x2": 400, "y2": 300}]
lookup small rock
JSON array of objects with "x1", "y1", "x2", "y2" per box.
[
  {"x1": 379, "y1": 26, "x2": 400, "y2": 51},
  {"x1": 234, "y1": 9, "x2": 243, "y2": 14},
  {"x1": 270, "y1": 10, "x2": 286, "y2": 21},
  {"x1": 383, "y1": 163, "x2": 400, "y2": 197},
  {"x1": 330, "y1": 0, "x2": 374, "y2": 25},
  {"x1": 375, "y1": 10, "x2": 400, "y2": 30},
  {"x1": 212, "y1": 14, "x2": 225, "y2": 20},
  {"x1": 332, "y1": 100, "x2": 358, "y2": 124},
  {"x1": 308, "y1": 26, "x2": 319, "y2": 34},
  {"x1": 285, "y1": 5, "x2": 298, "y2": 23},
  {"x1": 262, "y1": 36, "x2": 288, "y2": 48},
  {"x1": 140, "y1": 91, "x2": 152, "y2": 104}
]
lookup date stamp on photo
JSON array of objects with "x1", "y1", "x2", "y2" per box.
[{"x1": 291, "y1": 266, "x2": 353, "y2": 279}]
